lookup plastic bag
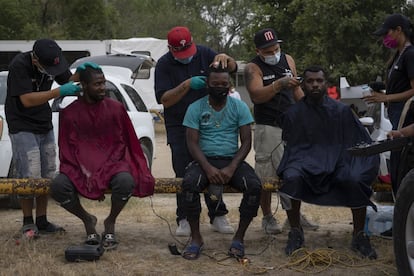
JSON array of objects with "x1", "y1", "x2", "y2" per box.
[{"x1": 364, "y1": 205, "x2": 393, "y2": 236}]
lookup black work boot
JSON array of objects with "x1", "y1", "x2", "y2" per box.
[
  {"x1": 351, "y1": 231, "x2": 377, "y2": 259},
  {"x1": 285, "y1": 227, "x2": 304, "y2": 256}
]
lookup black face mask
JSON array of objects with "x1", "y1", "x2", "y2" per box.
[{"x1": 208, "y1": 87, "x2": 228, "y2": 102}]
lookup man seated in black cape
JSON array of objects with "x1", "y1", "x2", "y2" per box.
[{"x1": 277, "y1": 65, "x2": 379, "y2": 259}]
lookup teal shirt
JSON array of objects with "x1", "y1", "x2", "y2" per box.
[{"x1": 183, "y1": 96, "x2": 254, "y2": 157}]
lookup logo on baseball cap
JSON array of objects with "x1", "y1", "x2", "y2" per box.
[
  {"x1": 373, "y1": 13, "x2": 411, "y2": 36},
  {"x1": 32, "y1": 39, "x2": 68, "y2": 76},
  {"x1": 167, "y1": 26, "x2": 197, "y2": 59},
  {"x1": 254, "y1": 28, "x2": 283, "y2": 49}
]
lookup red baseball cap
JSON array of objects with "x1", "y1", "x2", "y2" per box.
[{"x1": 167, "y1": 26, "x2": 197, "y2": 59}]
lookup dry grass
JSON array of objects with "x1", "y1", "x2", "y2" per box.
[
  {"x1": 0, "y1": 123, "x2": 398, "y2": 275},
  {"x1": 0, "y1": 194, "x2": 397, "y2": 276}
]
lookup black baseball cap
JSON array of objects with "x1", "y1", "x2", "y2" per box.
[
  {"x1": 373, "y1": 13, "x2": 411, "y2": 36},
  {"x1": 32, "y1": 39, "x2": 68, "y2": 75},
  {"x1": 254, "y1": 28, "x2": 283, "y2": 49}
]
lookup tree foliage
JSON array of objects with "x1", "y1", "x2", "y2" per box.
[
  {"x1": 0, "y1": 0, "x2": 414, "y2": 84},
  {"x1": 250, "y1": 0, "x2": 414, "y2": 84}
]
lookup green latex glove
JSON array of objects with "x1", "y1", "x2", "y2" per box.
[
  {"x1": 59, "y1": 81, "x2": 81, "y2": 96},
  {"x1": 190, "y1": 76, "x2": 207, "y2": 90},
  {"x1": 76, "y1": 61, "x2": 101, "y2": 72}
]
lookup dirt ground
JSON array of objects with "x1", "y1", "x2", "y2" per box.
[{"x1": 0, "y1": 122, "x2": 398, "y2": 275}]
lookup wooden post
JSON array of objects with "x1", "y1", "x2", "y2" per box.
[
  {"x1": 0, "y1": 177, "x2": 281, "y2": 195},
  {"x1": 0, "y1": 177, "x2": 390, "y2": 195}
]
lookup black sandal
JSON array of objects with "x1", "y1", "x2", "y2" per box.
[
  {"x1": 38, "y1": 222, "x2": 65, "y2": 234},
  {"x1": 102, "y1": 233, "x2": 118, "y2": 251},
  {"x1": 85, "y1": 233, "x2": 100, "y2": 245}
]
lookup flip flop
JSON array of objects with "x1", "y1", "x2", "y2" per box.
[
  {"x1": 85, "y1": 233, "x2": 101, "y2": 245},
  {"x1": 38, "y1": 222, "x2": 66, "y2": 234},
  {"x1": 102, "y1": 233, "x2": 118, "y2": 251},
  {"x1": 182, "y1": 242, "x2": 204, "y2": 260},
  {"x1": 21, "y1": 224, "x2": 40, "y2": 240},
  {"x1": 228, "y1": 240, "x2": 245, "y2": 259}
]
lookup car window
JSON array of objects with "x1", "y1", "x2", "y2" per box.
[
  {"x1": 0, "y1": 74, "x2": 7, "y2": 105},
  {"x1": 121, "y1": 83, "x2": 148, "y2": 112},
  {"x1": 106, "y1": 80, "x2": 129, "y2": 111},
  {"x1": 131, "y1": 61, "x2": 152, "y2": 79}
]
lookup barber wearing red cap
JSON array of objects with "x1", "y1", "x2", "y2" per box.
[
  {"x1": 367, "y1": 14, "x2": 414, "y2": 196},
  {"x1": 155, "y1": 26, "x2": 238, "y2": 237},
  {"x1": 5, "y1": 38, "x2": 80, "y2": 238}
]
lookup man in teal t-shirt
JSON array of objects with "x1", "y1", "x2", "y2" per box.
[{"x1": 180, "y1": 66, "x2": 261, "y2": 261}]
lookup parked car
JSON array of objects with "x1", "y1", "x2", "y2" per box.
[
  {"x1": 394, "y1": 168, "x2": 414, "y2": 275},
  {"x1": 0, "y1": 71, "x2": 12, "y2": 178},
  {"x1": 0, "y1": 67, "x2": 155, "y2": 208},
  {"x1": 71, "y1": 53, "x2": 163, "y2": 111}
]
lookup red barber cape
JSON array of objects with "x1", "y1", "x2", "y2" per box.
[{"x1": 58, "y1": 97, "x2": 155, "y2": 200}]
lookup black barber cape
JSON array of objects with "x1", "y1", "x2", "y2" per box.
[{"x1": 277, "y1": 96, "x2": 379, "y2": 209}]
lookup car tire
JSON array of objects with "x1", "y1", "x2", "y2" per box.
[
  {"x1": 140, "y1": 143, "x2": 152, "y2": 169},
  {"x1": 394, "y1": 168, "x2": 414, "y2": 276}
]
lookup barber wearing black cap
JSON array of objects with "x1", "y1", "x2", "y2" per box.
[
  {"x1": 244, "y1": 28, "x2": 317, "y2": 236},
  {"x1": 366, "y1": 14, "x2": 414, "y2": 195},
  {"x1": 5, "y1": 38, "x2": 80, "y2": 239}
]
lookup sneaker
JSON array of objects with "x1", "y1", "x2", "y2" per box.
[
  {"x1": 285, "y1": 227, "x2": 304, "y2": 256},
  {"x1": 262, "y1": 215, "x2": 282, "y2": 235},
  {"x1": 211, "y1": 216, "x2": 234, "y2": 234},
  {"x1": 283, "y1": 214, "x2": 319, "y2": 231},
  {"x1": 379, "y1": 228, "x2": 393, "y2": 240},
  {"x1": 176, "y1": 219, "x2": 191, "y2": 237},
  {"x1": 351, "y1": 231, "x2": 377, "y2": 259},
  {"x1": 299, "y1": 214, "x2": 319, "y2": 231}
]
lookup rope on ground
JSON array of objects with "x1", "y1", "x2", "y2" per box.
[{"x1": 279, "y1": 247, "x2": 396, "y2": 275}]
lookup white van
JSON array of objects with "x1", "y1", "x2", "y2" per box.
[{"x1": 0, "y1": 40, "x2": 108, "y2": 71}]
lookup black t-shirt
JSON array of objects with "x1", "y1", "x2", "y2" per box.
[
  {"x1": 5, "y1": 52, "x2": 71, "y2": 134},
  {"x1": 154, "y1": 45, "x2": 218, "y2": 127},
  {"x1": 250, "y1": 54, "x2": 295, "y2": 127}
]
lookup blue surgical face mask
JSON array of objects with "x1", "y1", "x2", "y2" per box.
[
  {"x1": 263, "y1": 51, "x2": 281, "y2": 65},
  {"x1": 175, "y1": 56, "x2": 193, "y2": 64}
]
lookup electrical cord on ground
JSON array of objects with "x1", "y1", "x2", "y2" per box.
[
  {"x1": 148, "y1": 196, "x2": 190, "y2": 255},
  {"x1": 147, "y1": 184, "x2": 276, "y2": 274}
]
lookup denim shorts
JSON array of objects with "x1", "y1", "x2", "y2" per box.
[{"x1": 9, "y1": 131, "x2": 56, "y2": 198}]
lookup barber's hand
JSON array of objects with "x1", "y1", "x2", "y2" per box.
[
  {"x1": 190, "y1": 76, "x2": 207, "y2": 90},
  {"x1": 211, "y1": 53, "x2": 231, "y2": 68},
  {"x1": 76, "y1": 61, "x2": 101, "y2": 72},
  {"x1": 387, "y1": 130, "x2": 404, "y2": 140},
  {"x1": 59, "y1": 81, "x2": 81, "y2": 96},
  {"x1": 363, "y1": 91, "x2": 387, "y2": 104},
  {"x1": 279, "y1": 76, "x2": 300, "y2": 88}
]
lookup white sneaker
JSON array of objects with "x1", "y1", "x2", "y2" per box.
[
  {"x1": 176, "y1": 219, "x2": 191, "y2": 237},
  {"x1": 262, "y1": 214, "x2": 282, "y2": 234},
  {"x1": 211, "y1": 216, "x2": 234, "y2": 234}
]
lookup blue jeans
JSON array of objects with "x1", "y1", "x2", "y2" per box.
[{"x1": 9, "y1": 131, "x2": 56, "y2": 198}]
